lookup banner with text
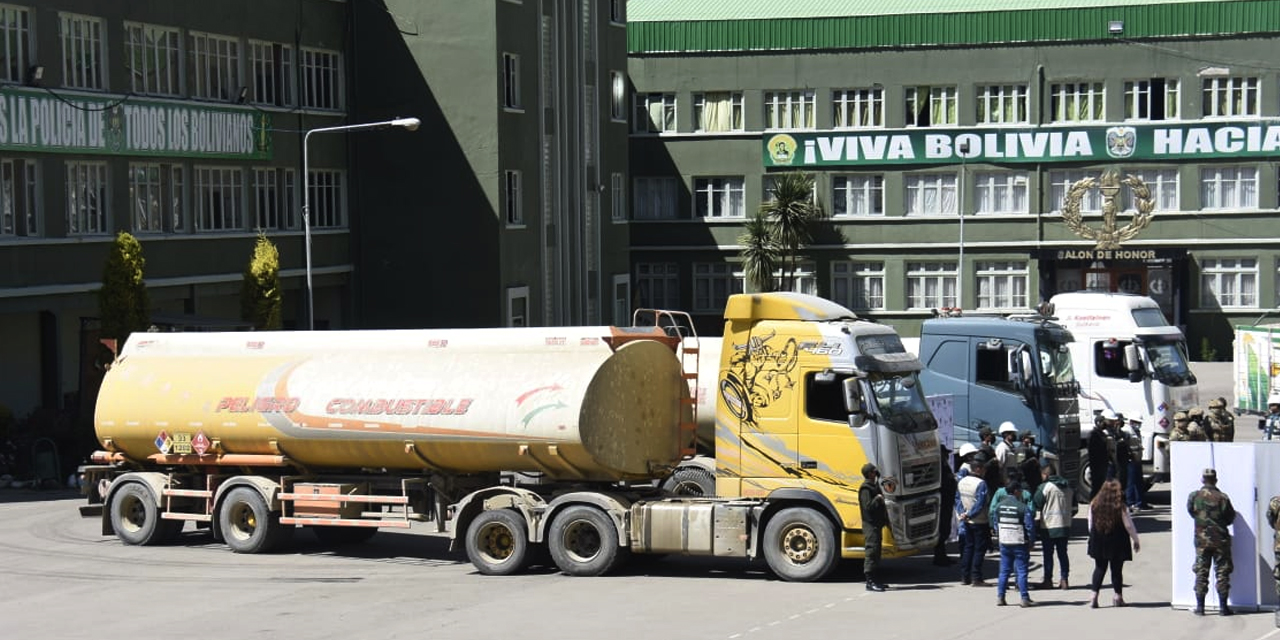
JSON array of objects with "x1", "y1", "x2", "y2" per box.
[
  {"x1": 0, "y1": 87, "x2": 272, "y2": 160},
  {"x1": 763, "y1": 120, "x2": 1280, "y2": 168}
]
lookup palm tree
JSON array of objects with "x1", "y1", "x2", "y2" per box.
[
  {"x1": 760, "y1": 171, "x2": 823, "y2": 291},
  {"x1": 738, "y1": 211, "x2": 780, "y2": 293}
]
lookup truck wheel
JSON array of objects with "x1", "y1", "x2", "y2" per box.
[
  {"x1": 548, "y1": 505, "x2": 622, "y2": 577},
  {"x1": 220, "y1": 487, "x2": 292, "y2": 554},
  {"x1": 466, "y1": 509, "x2": 531, "y2": 576},
  {"x1": 311, "y1": 526, "x2": 378, "y2": 546},
  {"x1": 1077, "y1": 465, "x2": 1093, "y2": 504},
  {"x1": 661, "y1": 467, "x2": 716, "y2": 497},
  {"x1": 762, "y1": 507, "x2": 838, "y2": 582},
  {"x1": 110, "y1": 482, "x2": 181, "y2": 545}
]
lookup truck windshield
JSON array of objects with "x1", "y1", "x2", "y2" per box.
[
  {"x1": 1039, "y1": 343, "x2": 1076, "y2": 385},
  {"x1": 1144, "y1": 339, "x2": 1195, "y2": 386},
  {"x1": 868, "y1": 372, "x2": 936, "y2": 434}
]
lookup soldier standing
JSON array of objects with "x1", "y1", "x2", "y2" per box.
[
  {"x1": 1205, "y1": 398, "x2": 1235, "y2": 442},
  {"x1": 1169, "y1": 411, "x2": 1192, "y2": 441},
  {"x1": 1263, "y1": 396, "x2": 1280, "y2": 441},
  {"x1": 860, "y1": 463, "x2": 889, "y2": 592},
  {"x1": 1267, "y1": 494, "x2": 1280, "y2": 627},
  {"x1": 1187, "y1": 468, "x2": 1236, "y2": 616},
  {"x1": 1186, "y1": 407, "x2": 1209, "y2": 441}
]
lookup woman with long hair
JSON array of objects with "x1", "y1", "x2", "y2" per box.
[{"x1": 1087, "y1": 478, "x2": 1141, "y2": 607}]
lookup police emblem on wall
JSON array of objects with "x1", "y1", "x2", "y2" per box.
[
  {"x1": 766, "y1": 134, "x2": 797, "y2": 166},
  {"x1": 1061, "y1": 169, "x2": 1155, "y2": 250},
  {"x1": 1104, "y1": 126, "x2": 1137, "y2": 158}
]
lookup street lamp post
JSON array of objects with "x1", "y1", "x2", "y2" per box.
[
  {"x1": 956, "y1": 141, "x2": 971, "y2": 311},
  {"x1": 302, "y1": 117, "x2": 420, "y2": 330}
]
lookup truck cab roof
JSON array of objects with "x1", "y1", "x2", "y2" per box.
[{"x1": 921, "y1": 315, "x2": 1072, "y2": 344}]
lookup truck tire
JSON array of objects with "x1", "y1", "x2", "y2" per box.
[
  {"x1": 762, "y1": 507, "x2": 838, "y2": 582},
  {"x1": 220, "y1": 487, "x2": 292, "y2": 554},
  {"x1": 110, "y1": 482, "x2": 183, "y2": 546},
  {"x1": 465, "y1": 508, "x2": 531, "y2": 576},
  {"x1": 548, "y1": 505, "x2": 623, "y2": 577},
  {"x1": 311, "y1": 526, "x2": 378, "y2": 546},
  {"x1": 1077, "y1": 465, "x2": 1092, "y2": 504},
  {"x1": 661, "y1": 467, "x2": 716, "y2": 497}
]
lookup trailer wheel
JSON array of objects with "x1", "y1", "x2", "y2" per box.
[
  {"x1": 548, "y1": 505, "x2": 623, "y2": 577},
  {"x1": 110, "y1": 482, "x2": 182, "y2": 546},
  {"x1": 762, "y1": 507, "x2": 838, "y2": 582},
  {"x1": 311, "y1": 526, "x2": 378, "y2": 546},
  {"x1": 220, "y1": 487, "x2": 292, "y2": 554},
  {"x1": 661, "y1": 467, "x2": 717, "y2": 497},
  {"x1": 465, "y1": 509, "x2": 531, "y2": 576}
]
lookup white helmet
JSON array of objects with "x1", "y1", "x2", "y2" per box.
[
  {"x1": 1269, "y1": 394, "x2": 1280, "y2": 406},
  {"x1": 958, "y1": 443, "x2": 979, "y2": 460},
  {"x1": 1100, "y1": 408, "x2": 1119, "y2": 421},
  {"x1": 998, "y1": 421, "x2": 1018, "y2": 436}
]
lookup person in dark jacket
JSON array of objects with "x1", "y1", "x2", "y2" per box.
[
  {"x1": 1087, "y1": 410, "x2": 1118, "y2": 500},
  {"x1": 934, "y1": 445, "x2": 958, "y2": 566},
  {"x1": 1088, "y1": 478, "x2": 1140, "y2": 608},
  {"x1": 1016, "y1": 431, "x2": 1042, "y2": 495},
  {"x1": 860, "y1": 462, "x2": 889, "y2": 592}
]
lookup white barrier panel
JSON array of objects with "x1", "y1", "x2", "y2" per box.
[{"x1": 1170, "y1": 441, "x2": 1280, "y2": 612}]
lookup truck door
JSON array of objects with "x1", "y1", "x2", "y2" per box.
[
  {"x1": 797, "y1": 370, "x2": 862, "y2": 489},
  {"x1": 918, "y1": 337, "x2": 973, "y2": 442},
  {"x1": 969, "y1": 337, "x2": 1034, "y2": 435}
]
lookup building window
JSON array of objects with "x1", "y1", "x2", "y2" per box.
[
  {"x1": 0, "y1": 158, "x2": 37, "y2": 237},
  {"x1": 1123, "y1": 78, "x2": 1178, "y2": 121},
  {"x1": 833, "y1": 88, "x2": 884, "y2": 128},
  {"x1": 1200, "y1": 258, "x2": 1256, "y2": 308},
  {"x1": 693, "y1": 91, "x2": 744, "y2": 132},
  {"x1": 301, "y1": 48, "x2": 342, "y2": 110},
  {"x1": 610, "y1": 71, "x2": 626, "y2": 121},
  {"x1": 1050, "y1": 82, "x2": 1104, "y2": 122},
  {"x1": 252, "y1": 167, "x2": 288, "y2": 230},
  {"x1": 975, "y1": 261, "x2": 1029, "y2": 310},
  {"x1": 633, "y1": 177, "x2": 677, "y2": 220},
  {"x1": 1126, "y1": 168, "x2": 1179, "y2": 211},
  {"x1": 907, "y1": 262, "x2": 958, "y2": 309},
  {"x1": 977, "y1": 84, "x2": 1028, "y2": 124},
  {"x1": 832, "y1": 261, "x2": 884, "y2": 310},
  {"x1": 0, "y1": 5, "x2": 30, "y2": 84},
  {"x1": 609, "y1": 0, "x2": 624, "y2": 24},
  {"x1": 764, "y1": 90, "x2": 816, "y2": 129},
  {"x1": 507, "y1": 286, "x2": 529, "y2": 327},
  {"x1": 1048, "y1": 170, "x2": 1103, "y2": 213},
  {"x1": 633, "y1": 92, "x2": 675, "y2": 133},
  {"x1": 130, "y1": 163, "x2": 185, "y2": 233},
  {"x1": 762, "y1": 175, "x2": 817, "y2": 204},
  {"x1": 692, "y1": 263, "x2": 743, "y2": 313},
  {"x1": 1202, "y1": 76, "x2": 1258, "y2": 117},
  {"x1": 770, "y1": 263, "x2": 817, "y2": 295},
  {"x1": 906, "y1": 86, "x2": 958, "y2": 127},
  {"x1": 1200, "y1": 166, "x2": 1258, "y2": 210},
  {"x1": 66, "y1": 161, "x2": 109, "y2": 235},
  {"x1": 832, "y1": 175, "x2": 884, "y2": 216},
  {"x1": 974, "y1": 171, "x2": 1029, "y2": 214},
  {"x1": 612, "y1": 275, "x2": 630, "y2": 323},
  {"x1": 504, "y1": 170, "x2": 522, "y2": 225},
  {"x1": 610, "y1": 172, "x2": 625, "y2": 221},
  {"x1": 194, "y1": 166, "x2": 243, "y2": 231},
  {"x1": 693, "y1": 177, "x2": 745, "y2": 219},
  {"x1": 60, "y1": 13, "x2": 106, "y2": 90},
  {"x1": 502, "y1": 52, "x2": 521, "y2": 110},
  {"x1": 308, "y1": 169, "x2": 345, "y2": 228},
  {"x1": 124, "y1": 23, "x2": 181, "y2": 96},
  {"x1": 248, "y1": 40, "x2": 294, "y2": 107},
  {"x1": 905, "y1": 173, "x2": 957, "y2": 215},
  {"x1": 190, "y1": 32, "x2": 240, "y2": 101},
  {"x1": 635, "y1": 262, "x2": 679, "y2": 308}
]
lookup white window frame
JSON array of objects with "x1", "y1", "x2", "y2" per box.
[
  {"x1": 502, "y1": 52, "x2": 521, "y2": 110},
  {"x1": 975, "y1": 261, "x2": 1029, "y2": 310},
  {"x1": 832, "y1": 261, "x2": 885, "y2": 311},
  {"x1": 635, "y1": 262, "x2": 679, "y2": 309},
  {"x1": 973, "y1": 171, "x2": 1029, "y2": 215},
  {"x1": 693, "y1": 177, "x2": 745, "y2": 219},
  {"x1": 764, "y1": 90, "x2": 816, "y2": 130},
  {"x1": 976, "y1": 84, "x2": 1029, "y2": 124},
  {"x1": 0, "y1": 157, "x2": 37, "y2": 237},
  {"x1": 633, "y1": 92, "x2": 675, "y2": 133},
  {"x1": 1202, "y1": 76, "x2": 1259, "y2": 118},
  {"x1": 66, "y1": 161, "x2": 109, "y2": 236},
  {"x1": 308, "y1": 169, "x2": 346, "y2": 228},
  {"x1": 906, "y1": 86, "x2": 958, "y2": 127},
  {"x1": 129, "y1": 162, "x2": 185, "y2": 234},
  {"x1": 504, "y1": 169, "x2": 523, "y2": 226},
  {"x1": 1123, "y1": 78, "x2": 1179, "y2": 121},
  {"x1": 633, "y1": 177, "x2": 677, "y2": 220},
  {"x1": 692, "y1": 262, "x2": 743, "y2": 313},
  {"x1": 190, "y1": 31, "x2": 241, "y2": 101},
  {"x1": 194, "y1": 166, "x2": 244, "y2": 231},
  {"x1": 1125, "y1": 168, "x2": 1179, "y2": 212},
  {"x1": 1200, "y1": 258, "x2": 1256, "y2": 308},
  {"x1": 907, "y1": 262, "x2": 958, "y2": 310},
  {"x1": 610, "y1": 71, "x2": 626, "y2": 121},
  {"x1": 507, "y1": 286, "x2": 530, "y2": 327},
  {"x1": 905, "y1": 173, "x2": 958, "y2": 216},
  {"x1": 1048, "y1": 170, "x2": 1103, "y2": 213},
  {"x1": 693, "y1": 91, "x2": 744, "y2": 133},
  {"x1": 610, "y1": 172, "x2": 625, "y2": 222},
  {"x1": 832, "y1": 174, "x2": 884, "y2": 217},
  {"x1": 60, "y1": 13, "x2": 106, "y2": 90},
  {"x1": 1200, "y1": 166, "x2": 1258, "y2": 210},
  {"x1": 768, "y1": 262, "x2": 817, "y2": 296},
  {"x1": 0, "y1": 4, "x2": 31, "y2": 84},
  {"x1": 301, "y1": 47, "x2": 343, "y2": 110},
  {"x1": 1049, "y1": 82, "x2": 1104, "y2": 122},
  {"x1": 833, "y1": 88, "x2": 884, "y2": 129},
  {"x1": 248, "y1": 40, "x2": 294, "y2": 107},
  {"x1": 125, "y1": 22, "x2": 182, "y2": 96}
]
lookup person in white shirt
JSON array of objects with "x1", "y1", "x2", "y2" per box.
[{"x1": 995, "y1": 422, "x2": 1019, "y2": 477}]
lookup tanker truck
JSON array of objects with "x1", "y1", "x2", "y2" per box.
[{"x1": 79, "y1": 291, "x2": 941, "y2": 582}]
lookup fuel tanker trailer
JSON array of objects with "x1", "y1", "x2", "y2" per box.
[{"x1": 80, "y1": 291, "x2": 941, "y2": 582}]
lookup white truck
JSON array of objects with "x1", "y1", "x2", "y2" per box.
[{"x1": 1049, "y1": 292, "x2": 1199, "y2": 486}]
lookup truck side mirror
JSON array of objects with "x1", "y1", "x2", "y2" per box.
[
  {"x1": 842, "y1": 377, "x2": 862, "y2": 414},
  {"x1": 1124, "y1": 344, "x2": 1144, "y2": 382}
]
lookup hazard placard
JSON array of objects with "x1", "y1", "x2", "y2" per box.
[
  {"x1": 154, "y1": 431, "x2": 172, "y2": 454},
  {"x1": 172, "y1": 432, "x2": 192, "y2": 455},
  {"x1": 192, "y1": 431, "x2": 210, "y2": 456}
]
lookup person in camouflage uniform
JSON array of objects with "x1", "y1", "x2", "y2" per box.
[
  {"x1": 1205, "y1": 398, "x2": 1235, "y2": 442},
  {"x1": 1268, "y1": 494, "x2": 1280, "y2": 627},
  {"x1": 1169, "y1": 411, "x2": 1192, "y2": 441},
  {"x1": 1187, "y1": 468, "x2": 1236, "y2": 616},
  {"x1": 1186, "y1": 407, "x2": 1209, "y2": 441}
]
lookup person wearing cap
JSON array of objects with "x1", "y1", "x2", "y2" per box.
[
  {"x1": 1186, "y1": 407, "x2": 1208, "y2": 441},
  {"x1": 1087, "y1": 410, "x2": 1118, "y2": 500},
  {"x1": 990, "y1": 477, "x2": 1036, "y2": 607},
  {"x1": 859, "y1": 462, "x2": 889, "y2": 592},
  {"x1": 934, "y1": 444, "x2": 959, "y2": 566},
  {"x1": 1034, "y1": 458, "x2": 1074, "y2": 590},
  {"x1": 1187, "y1": 468, "x2": 1236, "y2": 616},
  {"x1": 1205, "y1": 397, "x2": 1234, "y2": 442},
  {"x1": 1262, "y1": 395, "x2": 1280, "y2": 441},
  {"x1": 956, "y1": 452, "x2": 991, "y2": 586},
  {"x1": 1170, "y1": 411, "x2": 1192, "y2": 441},
  {"x1": 995, "y1": 422, "x2": 1019, "y2": 477}
]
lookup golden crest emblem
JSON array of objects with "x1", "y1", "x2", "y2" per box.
[{"x1": 1061, "y1": 169, "x2": 1155, "y2": 250}]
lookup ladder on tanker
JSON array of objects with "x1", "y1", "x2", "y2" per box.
[{"x1": 632, "y1": 308, "x2": 701, "y2": 459}]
